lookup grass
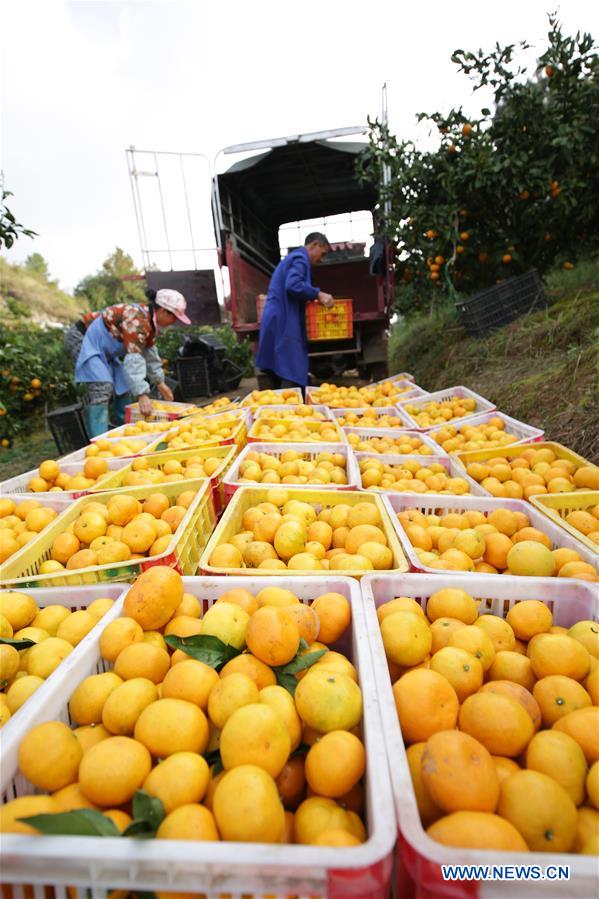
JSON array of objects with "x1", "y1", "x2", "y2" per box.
[
  {"x1": 0, "y1": 429, "x2": 59, "y2": 480},
  {"x1": 389, "y1": 267, "x2": 599, "y2": 463},
  {"x1": 0, "y1": 256, "x2": 86, "y2": 326}
]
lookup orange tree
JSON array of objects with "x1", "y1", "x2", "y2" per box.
[{"x1": 357, "y1": 16, "x2": 599, "y2": 314}]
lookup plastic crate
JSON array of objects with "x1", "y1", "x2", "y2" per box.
[
  {"x1": 1, "y1": 575, "x2": 396, "y2": 899},
  {"x1": 124, "y1": 399, "x2": 197, "y2": 423},
  {"x1": 375, "y1": 371, "x2": 415, "y2": 383},
  {"x1": 200, "y1": 486, "x2": 408, "y2": 578},
  {"x1": 241, "y1": 387, "x2": 304, "y2": 407},
  {"x1": 163, "y1": 408, "x2": 251, "y2": 451},
  {"x1": 59, "y1": 432, "x2": 167, "y2": 464},
  {"x1": 253, "y1": 403, "x2": 334, "y2": 421},
  {"x1": 176, "y1": 356, "x2": 244, "y2": 401},
  {"x1": 45, "y1": 403, "x2": 89, "y2": 455},
  {"x1": 361, "y1": 572, "x2": 598, "y2": 899},
  {"x1": 0, "y1": 479, "x2": 215, "y2": 589},
  {"x1": 343, "y1": 426, "x2": 446, "y2": 456},
  {"x1": 456, "y1": 269, "x2": 547, "y2": 338},
  {"x1": 531, "y1": 490, "x2": 599, "y2": 555},
  {"x1": 223, "y1": 441, "x2": 361, "y2": 501},
  {"x1": 306, "y1": 299, "x2": 353, "y2": 340},
  {"x1": 105, "y1": 443, "x2": 238, "y2": 516},
  {"x1": 454, "y1": 441, "x2": 595, "y2": 486},
  {"x1": 0, "y1": 493, "x2": 77, "y2": 577},
  {"x1": 330, "y1": 406, "x2": 407, "y2": 426},
  {"x1": 382, "y1": 492, "x2": 598, "y2": 576},
  {"x1": 426, "y1": 411, "x2": 545, "y2": 453},
  {"x1": 89, "y1": 421, "x2": 178, "y2": 442},
  {"x1": 398, "y1": 386, "x2": 496, "y2": 431},
  {"x1": 353, "y1": 452, "x2": 487, "y2": 496},
  {"x1": 0, "y1": 583, "x2": 126, "y2": 757},
  {"x1": 248, "y1": 417, "x2": 347, "y2": 444},
  {"x1": 0, "y1": 457, "x2": 133, "y2": 500},
  {"x1": 306, "y1": 383, "x2": 424, "y2": 407}
]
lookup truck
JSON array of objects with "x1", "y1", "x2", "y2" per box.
[{"x1": 128, "y1": 127, "x2": 393, "y2": 382}]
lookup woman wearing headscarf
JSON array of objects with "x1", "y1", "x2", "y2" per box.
[{"x1": 66, "y1": 288, "x2": 190, "y2": 436}]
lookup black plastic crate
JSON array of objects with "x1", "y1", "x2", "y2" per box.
[
  {"x1": 456, "y1": 270, "x2": 546, "y2": 337},
  {"x1": 46, "y1": 403, "x2": 89, "y2": 455},
  {"x1": 176, "y1": 357, "x2": 243, "y2": 400}
]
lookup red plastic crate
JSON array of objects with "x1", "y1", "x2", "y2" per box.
[{"x1": 306, "y1": 299, "x2": 353, "y2": 340}]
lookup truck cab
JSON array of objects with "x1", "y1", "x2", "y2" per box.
[{"x1": 213, "y1": 136, "x2": 392, "y2": 381}]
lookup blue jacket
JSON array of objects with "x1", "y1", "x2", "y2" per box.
[{"x1": 255, "y1": 247, "x2": 319, "y2": 386}]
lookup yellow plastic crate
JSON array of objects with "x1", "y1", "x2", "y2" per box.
[
  {"x1": 0, "y1": 479, "x2": 216, "y2": 590},
  {"x1": 96, "y1": 444, "x2": 238, "y2": 515},
  {"x1": 162, "y1": 410, "x2": 249, "y2": 451},
  {"x1": 200, "y1": 486, "x2": 408, "y2": 578},
  {"x1": 306, "y1": 299, "x2": 353, "y2": 340},
  {"x1": 455, "y1": 441, "x2": 595, "y2": 474},
  {"x1": 248, "y1": 417, "x2": 346, "y2": 444},
  {"x1": 531, "y1": 490, "x2": 599, "y2": 554}
]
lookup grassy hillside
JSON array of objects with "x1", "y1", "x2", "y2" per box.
[
  {"x1": 389, "y1": 262, "x2": 599, "y2": 463},
  {"x1": 0, "y1": 256, "x2": 86, "y2": 325}
]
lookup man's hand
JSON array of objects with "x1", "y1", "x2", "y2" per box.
[
  {"x1": 158, "y1": 382, "x2": 174, "y2": 402},
  {"x1": 318, "y1": 291, "x2": 334, "y2": 308},
  {"x1": 138, "y1": 394, "x2": 153, "y2": 418}
]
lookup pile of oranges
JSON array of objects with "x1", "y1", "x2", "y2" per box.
[
  {"x1": 235, "y1": 449, "x2": 349, "y2": 486},
  {"x1": 309, "y1": 382, "x2": 413, "y2": 408},
  {"x1": 358, "y1": 458, "x2": 472, "y2": 495},
  {"x1": 0, "y1": 591, "x2": 115, "y2": 726},
  {"x1": 345, "y1": 431, "x2": 435, "y2": 455},
  {"x1": 83, "y1": 438, "x2": 152, "y2": 458},
  {"x1": 429, "y1": 416, "x2": 522, "y2": 453},
  {"x1": 0, "y1": 497, "x2": 59, "y2": 563},
  {"x1": 249, "y1": 419, "x2": 342, "y2": 443},
  {"x1": 242, "y1": 389, "x2": 301, "y2": 407},
  {"x1": 2, "y1": 568, "x2": 368, "y2": 848},
  {"x1": 397, "y1": 505, "x2": 598, "y2": 580},
  {"x1": 335, "y1": 410, "x2": 404, "y2": 428},
  {"x1": 26, "y1": 458, "x2": 112, "y2": 494},
  {"x1": 165, "y1": 413, "x2": 244, "y2": 450},
  {"x1": 462, "y1": 447, "x2": 599, "y2": 499},
  {"x1": 119, "y1": 454, "x2": 223, "y2": 488},
  {"x1": 378, "y1": 588, "x2": 598, "y2": 853},
  {"x1": 401, "y1": 395, "x2": 479, "y2": 428}
]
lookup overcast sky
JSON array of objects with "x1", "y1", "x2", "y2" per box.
[{"x1": 2, "y1": 0, "x2": 598, "y2": 292}]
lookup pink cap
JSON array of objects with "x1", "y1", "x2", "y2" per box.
[{"x1": 156, "y1": 289, "x2": 191, "y2": 324}]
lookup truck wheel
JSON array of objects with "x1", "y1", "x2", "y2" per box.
[{"x1": 365, "y1": 362, "x2": 388, "y2": 381}]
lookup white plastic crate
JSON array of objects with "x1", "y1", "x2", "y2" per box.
[
  {"x1": 343, "y1": 426, "x2": 446, "y2": 455},
  {"x1": 330, "y1": 406, "x2": 404, "y2": 423},
  {"x1": 398, "y1": 386, "x2": 497, "y2": 431},
  {"x1": 59, "y1": 433, "x2": 168, "y2": 463},
  {"x1": 374, "y1": 371, "x2": 415, "y2": 384},
  {"x1": 1, "y1": 576, "x2": 396, "y2": 899},
  {"x1": 361, "y1": 572, "x2": 599, "y2": 899},
  {"x1": 223, "y1": 441, "x2": 360, "y2": 501},
  {"x1": 241, "y1": 386, "x2": 304, "y2": 406},
  {"x1": 0, "y1": 583, "x2": 127, "y2": 778},
  {"x1": 428, "y1": 410, "x2": 545, "y2": 454},
  {"x1": 90, "y1": 423, "x2": 177, "y2": 442},
  {"x1": 252, "y1": 403, "x2": 333, "y2": 421},
  {"x1": 382, "y1": 492, "x2": 599, "y2": 574},
  {"x1": 125, "y1": 400, "x2": 197, "y2": 423},
  {"x1": 354, "y1": 453, "x2": 487, "y2": 497},
  {"x1": 0, "y1": 457, "x2": 132, "y2": 500}
]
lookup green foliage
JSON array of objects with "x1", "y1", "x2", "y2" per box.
[
  {"x1": 156, "y1": 324, "x2": 254, "y2": 378},
  {"x1": 0, "y1": 324, "x2": 81, "y2": 443},
  {"x1": 358, "y1": 16, "x2": 599, "y2": 314},
  {"x1": 0, "y1": 189, "x2": 36, "y2": 250},
  {"x1": 24, "y1": 253, "x2": 50, "y2": 278},
  {"x1": 75, "y1": 247, "x2": 147, "y2": 311},
  {"x1": 0, "y1": 256, "x2": 86, "y2": 326}
]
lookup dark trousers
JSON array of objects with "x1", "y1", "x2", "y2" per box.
[{"x1": 262, "y1": 370, "x2": 304, "y2": 395}]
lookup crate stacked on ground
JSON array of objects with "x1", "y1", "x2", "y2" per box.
[
  {"x1": 91, "y1": 421, "x2": 179, "y2": 441},
  {"x1": 397, "y1": 386, "x2": 496, "y2": 430},
  {"x1": 0, "y1": 457, "x2": 133, "y2": 500},
  {"x1": 361, "y1": 572, "x2": 598, "y2": 899},
  {"x1": 0, "y1": 479, "x2": 215, "y2": 589},
  {"x1": 59, "y1": 432, "x2": 169, "y2": 464},
  {"x1": 426, "y1": 411, "x2": 545, "y2": 455},
  {"x1": 45, "y1": 403, "x2": 89, "y2": 456},
  {"x1": 454, "y1": 441, "x2": 598, "y2": 503},
  {"x1": 531, "y1": 490, "x2": 599, "y2": 556},
  {"x1": 330, "y1": 406, "x2": 406, "y2": 429},
  {"x1": 124, "y1": 399, "x2": 197, "y2": 423},
  {"x1": 161, "y1": 409, "x2": 251, "y2": 451},
  {"x1": 248, "y1": 417, "x2": 346, "y2": 444},
  {"x1": 307, "y1": 380, "x2": 426, "y2": 408},
  {"x1": 223, "y1": 442, "x2": 361, "y2": 501},
  {"x1": 252, "y1": 403, "x2": 333, "y2": 422},
  {"x1": 0, "y1": 493, "x2": 75, "y2": 575},
  {"x1": 1, "y1": 574, "x2": 396, "y2": 899},
  {"x1": 201, "y1": 486, "x2": 408, "y2": 578},
  {"x1": 97, "y1": 444, "x2": 238, "y2": 516},
  {"x1": 456, "y1": 268, "x2": 547, "y2": 337},
  {"x1": 354, "y1": 453, "x2": 487, "y2": 497},
  {"x1": 382, "y1": 492, "x2": 598, "y2": 581},
  {"x1": 343, "y1": 425, "x2": 445, "y2": 456},
  {"x1": 241, "y1": 387, "x2": 304, "y2": 407},
  {"x1": 0, "y1": 583, "x2": 127, "y2": 739}
]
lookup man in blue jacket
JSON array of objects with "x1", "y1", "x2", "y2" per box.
[{"x1": 256, "y1": 232, "x2": 333, "y2": 390}]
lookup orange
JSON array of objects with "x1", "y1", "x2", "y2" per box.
[
  {"x1": 245, "y1": 606, "x2": 299, "y2": 667},
  {"x1": 552, "y1": 547, "x2": 586, "y2": 572},
  {"x1": 134, "y1": 698, "x2": 209, "y2": 757},
  {"x1": 114, "y1": 642, "x2": 170, "y2": 683},
  {"x1": 220, "y1": 703, "x2": 291, "y2": 777},
  {"x1": 101, "y1": 678, "x2": 158, "y2": 735},
  {"x1": 312, "y1": 829, "x2": 362, "y2": 846},
  {"x1": 487, "y1": 509, "x2": 519, "y2": 536},
  {"x1": 295, "y1": 669, "x2": 362, "y2": 733},
  {"x1": 498, "y1": 769, "x2": 577, "y2": 852},
  {"x1": 18, "y1": 721, "x2": 83, "y2": 791},
  {"x1": 406, "y1": 742, "x2": 443, "y2": 827},
  {"x1": 285, "y1": 604, "x2": 320, "y2": 643},
  {"x1": 219, "y1": 653, "x2": 276, "y2": 689},
  {"x1": 207, "y1": 672, "x2": 260, "y2": 729},
  {"x1": 276, "y1": 755, "x2": 307, "y2": 811},
  {"x1": 213, "y1": 765, "x2": 285, "y2": 843},
  {"x1": 557, "y1": 561, "x2": 598, "y2": 581},
  {"x1": 161, "y1": 659, "x2": 218, "y2": 709},
  {"x1": 38, "y1": 459, "x2": 60, "y2": 482},
  {"x1": 305, "y1": 730, "x2": 365, "y2": 798},
  {"x1": 0, "y1": 795, "x2": 59, "y2": 834},
  {"x1": 66, "y1": 548, "x2": 98, "y2": 570},
  {"x1": 164, "y1": 615, "x2": 203, "y2": 638},
  {"x1": 506, "y1": 600, "x2": 552, "y2": 640},
  {"x1": 430, "y1": 618, "x2": 466, "y2": 653},
  {"x1": 83, "y1": 457, "x2": 108, "y2": 480},
  {"x1": 587, "y1": 762, "x2": 599, "y2": 810},
  {"x1": 487, "y1": 651, "x2": 535, "y2": 690},
  {"x1": 512, "y1": 527, "x2": 552, "y2": 549},
  {"x1": 74, "y1": 512, "x2": 107, "y2": 544},
  {"x1": 155, "y1": 803, "x2": 218, "y2": 841},
  {"x1": 553, "y1": 707, "x2": 599, "y2": 763},
  {"x1": 529, "y1": 634, "x2": 590, "y2": 680},
  {"x1": 294, "y1": 796, "x2": 355, "y2": 844},
  {"x1": 478, "y1": 681, "x2": 541, "y2": 731},
  {"x1": 99, "y1": 616, "x2": 143, "y2": 662},
  {"x1": 458, "y1": 692, "x2": 534, "y2": 757},
  {"x1": 474, "y1": 615, "x2": 515, "y2": 653},
  {"x1": 215, "y1": 588, "x2": 258, "y2": 615},
  {"x1": 121, "y1": 519, "x2": 155, "y2": 553},
  {"x1": 25, "y1": 507, "x2": 56, "y2": 532},
  {"x1": 425, "y1": 588, "x2": 477, "y2": 624},
  {"x1": 483, "y1": 533, "x2": 513, "y2": 570},
  {"x1": 143, "y1": 493, "x2": 171, "y2": 518},
  {"x1": 123, "y1": 565, "x2": 183, "y2": 629},
  {"x1": 392, "y1": 669, "x2": 459, "y2": 744},
  {"x1": 311, "y1": 592, "x2": 351, "y2": 644},
  {"x1": 50, "y1": 533, "x2": 81, "y2": 564},
  {"x1": 162, "y1": 505, "x2": 187, "y2": 532},
  {"x1": 344, "y1": 524, "x2": 387, "y2": 556},
  {"x1": 449, "y1": 625, "x2": 495, "y2": 671},
  {"x1": 427, "y1": 811, "x2": 529, "y2": 851},
  {"x1": 143, "y1": 752, "x2": 210, "y2": 814},
  {"x1": 429, "y1": 647, "x2": 483, "y2": 701},
  {"x1": 525, "y1": 729, "x2": 587, "y2": 805},
  {"x1": 568, "y1": 620, "x2": 599, "y2": 659},
  {"x1": 508, "y1": 541, "x2": 556, "y2": 577},
  {"x1": 533, "y1": 675, "x2": 592, "y2": 726},
  {"x1": 377, "y1": 597, "x2": 426, "y2": 623},
  {"x1": 421, "y1": 730, "x2": 500, "y2": 813},
  {"x1": 381, "y1": 612, "x2": 432, "y2": 666},
  {"x1": 492, "y1": 756, "x2": 521, "y2": 784},
  {"x1": 79, "y1": 735, "x2": 152, "y2": 806}
]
